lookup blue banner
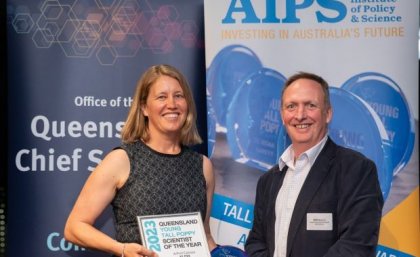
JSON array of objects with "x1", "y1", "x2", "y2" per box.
[
  {"x1": 7, "y1": 0, "x2": 207, "y2": 256},
  {"x1": 204, "y1": 0, "x2": 419, "y2": 254}
]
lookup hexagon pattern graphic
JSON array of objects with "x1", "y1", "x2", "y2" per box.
[{"x1": 8, "y1": 0, "x2": 200, "y2": 65}]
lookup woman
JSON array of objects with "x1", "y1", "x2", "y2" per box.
[{"x1": 65, "y1": 64, "x2": 217, "y2": 257}]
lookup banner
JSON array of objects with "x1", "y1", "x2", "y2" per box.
[
  {"x1": 7, "y1": 0, "x2": 207, "y2": 256},
  {"x1": 205, "y1": 1, "x2": 419, "y2": 256}
]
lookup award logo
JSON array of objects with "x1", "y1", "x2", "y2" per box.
[
  {"x1": 342, "y1": 72, "x2": 415, "y2": 176},
  {"x1": 328, "y1": 87, "x2": 393, "y2": 200},
  {"x1": 226, "y1": 67, "x2": 286, "y2": 171},
  {"x1": 207, "y1": 44, "x2": 263, "y2": 128},
  {"x1": 211, "y1": 245, "x2": 248, "y2": 257}
]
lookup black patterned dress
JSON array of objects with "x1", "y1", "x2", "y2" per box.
[{"x1": 111, "y1": 140, "x2": 207, "y2": 244}]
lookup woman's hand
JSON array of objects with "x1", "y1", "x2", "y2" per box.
[{"x1": 122, "y1": 243, "x2": 159, "y2": 257}]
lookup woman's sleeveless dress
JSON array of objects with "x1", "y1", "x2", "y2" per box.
[{"x1": 111, "y1": 140, "x2": 207, "y2": 244}]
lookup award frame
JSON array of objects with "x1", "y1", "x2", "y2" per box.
[{"x1": 137, "y1": 212, "x2": 211, "y2": 257}]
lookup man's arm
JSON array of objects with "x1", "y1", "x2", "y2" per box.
[
  {"x1": 325, "y1": 153, "x2": 384, "y2": 257},
  {"x1": 245, "y1": 173, "x2": 272, "y2": 257}
]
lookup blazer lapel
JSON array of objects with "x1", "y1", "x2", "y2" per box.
[{"x1": 286, "y1": 139, "x2": 337, "y2": 256}]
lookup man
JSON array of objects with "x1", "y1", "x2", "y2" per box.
[{"x1": 245, "y1": 72, "x2": 384, "y2": 257}]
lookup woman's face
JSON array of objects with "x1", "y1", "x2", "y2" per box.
[{"x1": 142, "y1": 75, "x2": 188, "y2": 139}]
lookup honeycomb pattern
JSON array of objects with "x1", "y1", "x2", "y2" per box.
[{"x1": 8, "y1": 0, "x2": 201, "y2": 65}]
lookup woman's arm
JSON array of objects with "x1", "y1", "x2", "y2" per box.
[
  {"x1": 202, "y1": 155, "x2": 217, "y2": 251},
  {"x1": 64, "y1": 149, "x2": 157, "y2": 257}
]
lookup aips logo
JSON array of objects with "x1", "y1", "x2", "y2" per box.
[{"x1": 222, "y1": 0, "x2": 347, "y2": 24}]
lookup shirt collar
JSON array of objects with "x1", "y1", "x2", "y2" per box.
[{"x1": 278, "y1": 135, "x2": 328, "y2": 171}]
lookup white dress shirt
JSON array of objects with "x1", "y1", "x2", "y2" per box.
[{"x1": 273, "y1": 136, "x2": 328, "y2": 257}]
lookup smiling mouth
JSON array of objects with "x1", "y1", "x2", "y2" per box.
[
  {"x1": 295, "y1": 124, "x2": 310, "y2": 129},
  {"x1": 163, "y1": 113, "x2": 180, "y2": 118}
]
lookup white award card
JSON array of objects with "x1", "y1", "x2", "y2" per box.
[{"x1": 138, "y1": 212, "x2": 211, "y2": 257}]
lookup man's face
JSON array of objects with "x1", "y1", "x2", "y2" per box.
[{"x1": 281, "y1": 78, "x2": 332, "y2": 155}]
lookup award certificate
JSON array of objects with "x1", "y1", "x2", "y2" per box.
[{"x1": 137, "y1": 212, "x2": 211, "y2": 257}]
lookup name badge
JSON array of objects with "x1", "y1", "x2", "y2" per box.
[{"x1": 307, "y1": 213, "x2": 333, "y2": 231}]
